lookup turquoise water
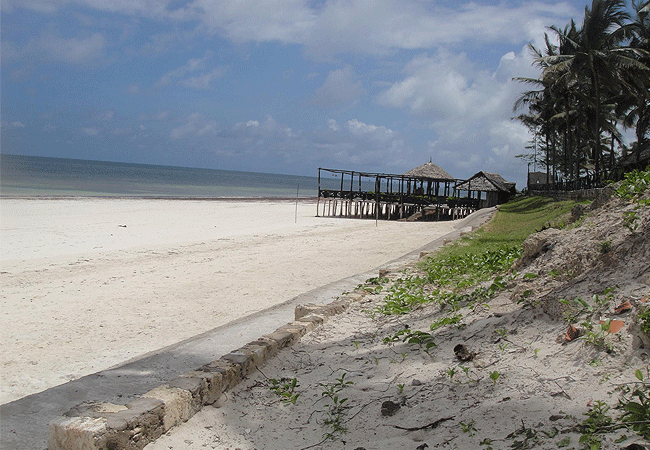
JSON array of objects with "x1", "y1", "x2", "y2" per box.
[{"x1": 0, "y1": 154, "x2": 324, "y2": 198}]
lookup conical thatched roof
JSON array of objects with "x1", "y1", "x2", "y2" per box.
[{"x1": 403, "y1": 162, "x2": 454, "y2": 180}]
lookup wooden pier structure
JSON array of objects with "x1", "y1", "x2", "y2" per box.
[{"x1": 316, "y1": 164, "x2": 480, "y2": 221}]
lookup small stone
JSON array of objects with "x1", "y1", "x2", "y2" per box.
[
  {"x1": 615, "y1": 301, "x2": 633, "y2": 314},
  {"x1": 411, "y1": 379, "x2": 422, "y2": 386},
  {"x1": 381, "y1": 400, "x2": 401, "y2": 416},
  {"x1": 564, "y1": 324, "x2": 582, "y2": 342},
  {"x1": 453, "y1": 344, "x2": 475, "y2": 362},
  {"x1": 622, "y1": 444, "x2": 646, "y2": 450}
]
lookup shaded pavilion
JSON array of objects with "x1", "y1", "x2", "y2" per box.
[
  {"x1": 455, "y1": 171, "x2": 516, "y2": 208},
  {"x1": 316, "y1": 162, "x2": 475, "y2": 220},
  {"x1": 402, "y1": 161, "x2": 455, "y2": 198}
]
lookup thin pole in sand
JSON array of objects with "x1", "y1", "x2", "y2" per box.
[{"x1": 295, "y1": 183, "x2": 299, "y2": 223}]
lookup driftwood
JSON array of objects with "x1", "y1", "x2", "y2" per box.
[{"x1": 393, "y1": 416, "x2": 454, "y2": 431}]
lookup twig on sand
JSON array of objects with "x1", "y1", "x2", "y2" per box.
[{"x1": 393, "y1": 416, "x2": 454, "y2": 431}]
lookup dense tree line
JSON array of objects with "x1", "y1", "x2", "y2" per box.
[{"x1": 514, "y1": 0, "x2": 650, "y2": 187}]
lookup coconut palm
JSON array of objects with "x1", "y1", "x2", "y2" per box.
[
  {"x1": 539, "y1": 0, "x2": 645, "y2": 178},
  {"x1": 619, "y1": 0, "x2": 650, "y2": 166}
]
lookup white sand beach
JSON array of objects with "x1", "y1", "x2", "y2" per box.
[{"x1": 0, "y1": 198, "x2": 455, "y2": 404}]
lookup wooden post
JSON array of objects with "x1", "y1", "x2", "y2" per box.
[{"x1": 316, "y1": 169, "x2": 321, "y2": 217}]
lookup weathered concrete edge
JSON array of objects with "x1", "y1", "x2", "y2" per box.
[
  {"x1": 46, "y1": 207, "x2": 498, "y2": 450},
  {"x1": 47, "y1": 293, "x2": 365, "y2": 450}
]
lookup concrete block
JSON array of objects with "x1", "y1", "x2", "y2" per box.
[
  {"x1": 106, "y1": 397, "x2": 165, "y2": 447},
  {"x1": 296, "y1": 313, "x2": 325, "y2": 327},
  {"x1": 48, "y1": 416, "x2": 107, "y2": 450},
  {"x1": 65, "y1": 401, "x2": 127, "y2": 418},
  {"x1": 221, "y1": 351, "x2": 253, "y2": 377},
  {"x1": 275, "y1": 322, "x2": 308, "y2": 339},
  {"x1": 168, "y1": 375, "x2": 206, "y2": 413},
  {"x1": 295, "y1": 303, "x2": 323, "y2": 320},
  {"x1": 263, "y1": 330, "x2": 296, "y2": 348},
  {"x1": 240, "y1": 339, "x2": 277, "y2": 369},
  {"x1": 142, "y1": 385, "x2": 193, "y2": 431},
  {"x1": 322, "y1": 300, "x2": 348, "y2": 316},
  {"x1": 199, "y1": 359, "x2": 240, "y2": 392},
  {"x1": 179, "y1": 370, "x2": 223, "y2": 405},
  {"x1": 46, "y1": 285, "x2": 362, "y2": 449},
  {"x1": 50, "y1": 398, "x2": 167, "y2": 450}
]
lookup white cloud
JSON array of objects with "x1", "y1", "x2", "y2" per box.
[
  {"x1": 137, "y1": 110, "x2": 170, "y2": 121},
  {"x1": 4, "y1": 0, "x2": 579, "y2": 61},
  {"x1": 376, "y1": 46, "x2": 536, "y2": 181},
  {"x1": 191, "y1": 0, "x2": 314, "y2": 44},
  {"x1": 2, "y1": 31, "x2": 105, "y2": 65},
  {"x1": 96, "y1": 110, "x2": 115, "y2": 121},
  {"x1": 156, "y1": 55, "x2": 209, "y2": 87},
  {"x1": 179, "y1": 67, "x2": 227, "y2": 89},
  {"x1": 156, "y1": 54, "x2": 226, "y2": 89},
  {"x1": 80, "y1": 127, "x2": 99, "y2": 136},
  {"x1": 170, "y1": 113, "x2": 218, "y2": 139},
  {"x1": 3, "y1": 0, "x2": 195, "y2": 20},
  {"x1": 377, "y1": 50, "x2": 507, "y2": 124},
  {"x1": 39, "y1": 32, "x2": 106, "y2": 64},
  {"x1": 10, "y1": 121, "x2": 25, "y2": 128},
  {"x1": 346, "y1": 119, "x2": 395, "y2": 142},
  {"x1": 304, "y1": 0, "x2": 578, "y2": 57},
  {"x1": 312, "y1": 66, "x2": 365, "y2": 108}
]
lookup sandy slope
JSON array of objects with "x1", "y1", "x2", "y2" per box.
[
  {"x1": 0, "y1": 198, "x2": 455, "y2": 404},
  {"x1": 146, "y1": 191, "x2": 650, "y2": 450}
]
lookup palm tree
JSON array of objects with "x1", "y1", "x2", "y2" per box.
[
  {"x1": 515, "y1": 0, "x2": 650, "y2": 186},
  {"x1": 620, "y1": 0, "x2": 650, "y2": 167},
  {"x1": 540, "y1": 0, "x2": 637, "y2": 178},
  {"x1": 514, "y1": 36, "x2": 562, "y2": 184}
]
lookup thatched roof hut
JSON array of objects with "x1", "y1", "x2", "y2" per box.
[
  {"x1": 456, "y1": 171, "x2": 515, "y2": 192},
  {"x1": 618, "y1": 147, "x2": 650, "y2": 171},
  {"x1": 455, "y1": 171, "x2": 516, "y2": 207},
  {"x1": 403, "y1": 162, "x2": 454, "y2": 180}
]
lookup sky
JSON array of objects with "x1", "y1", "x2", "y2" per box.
[{"x1": 0, "y1": 0, "x2": 621, "y2": 188}]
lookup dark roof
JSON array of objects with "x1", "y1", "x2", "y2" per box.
[
  {"x1": 456, "y1": 171, "x2": 516, "y2": 192},
  {"x1": 403, "y1": 162, "x2": 454, "y2": 180},
  {"x1": 618, "y1": 148, "x2": 650, "y2": 168}
]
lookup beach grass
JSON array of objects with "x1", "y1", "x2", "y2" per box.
[
  {"x1": 436, "y1": 195, "x2": 578, "y2": 257},
  {"x1": 374, "y1": 196, "x2": 582, "y2": 316},
  {"x1": 415, "y1": 195, "x2": 580, "y2": 291}
]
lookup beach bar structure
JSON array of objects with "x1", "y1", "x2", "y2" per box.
[
  {"x1": 316, "y1": 162, "x2": 477, "y2": 221},
  {"x1": 455, "y1": 171, "x2": 516, "y2": 208}
]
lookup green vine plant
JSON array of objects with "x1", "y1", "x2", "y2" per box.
[
  {"x1": 637, "y1": 304, "x2": 650, "y2": 335},
  {"x1": 617, "y1": 368, "x2": 650, "y2": 441},
  {"x1": 355, "y1": 276, "x2": 388, "y2": 294},
  {"x1": 581, "y1": 320, "x2": 614, "y2": 353},
  {"x1": 375, "y1": 244, "x2": 519, "y2": 316},
  {"x1": 515, "y1": 368, "x2": 650, "y2": 449},
  {"x1": 614, "y1": 167, "x2": 650, "y2": 232},
  {"x1": 268, "y1": 377, "x2": 301, "y2": 404},
  {"x1": 383, "y1": 328, "x2": 437, "y2": 354},
  {"x1": 318, "y1": 373, "x2": 355, "y2": 441}
]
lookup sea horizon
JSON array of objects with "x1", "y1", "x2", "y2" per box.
[{"x1": 0, "y1": 154, "x2": 325, "y2": 199}]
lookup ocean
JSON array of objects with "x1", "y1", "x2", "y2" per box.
[{"x1": 0, "y1": 154, "x2": 325, "y2": 198}]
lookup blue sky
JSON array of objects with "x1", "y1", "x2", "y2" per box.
[{"x1": 1, "y1": 0, "x2": 616, "y2": 188}]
